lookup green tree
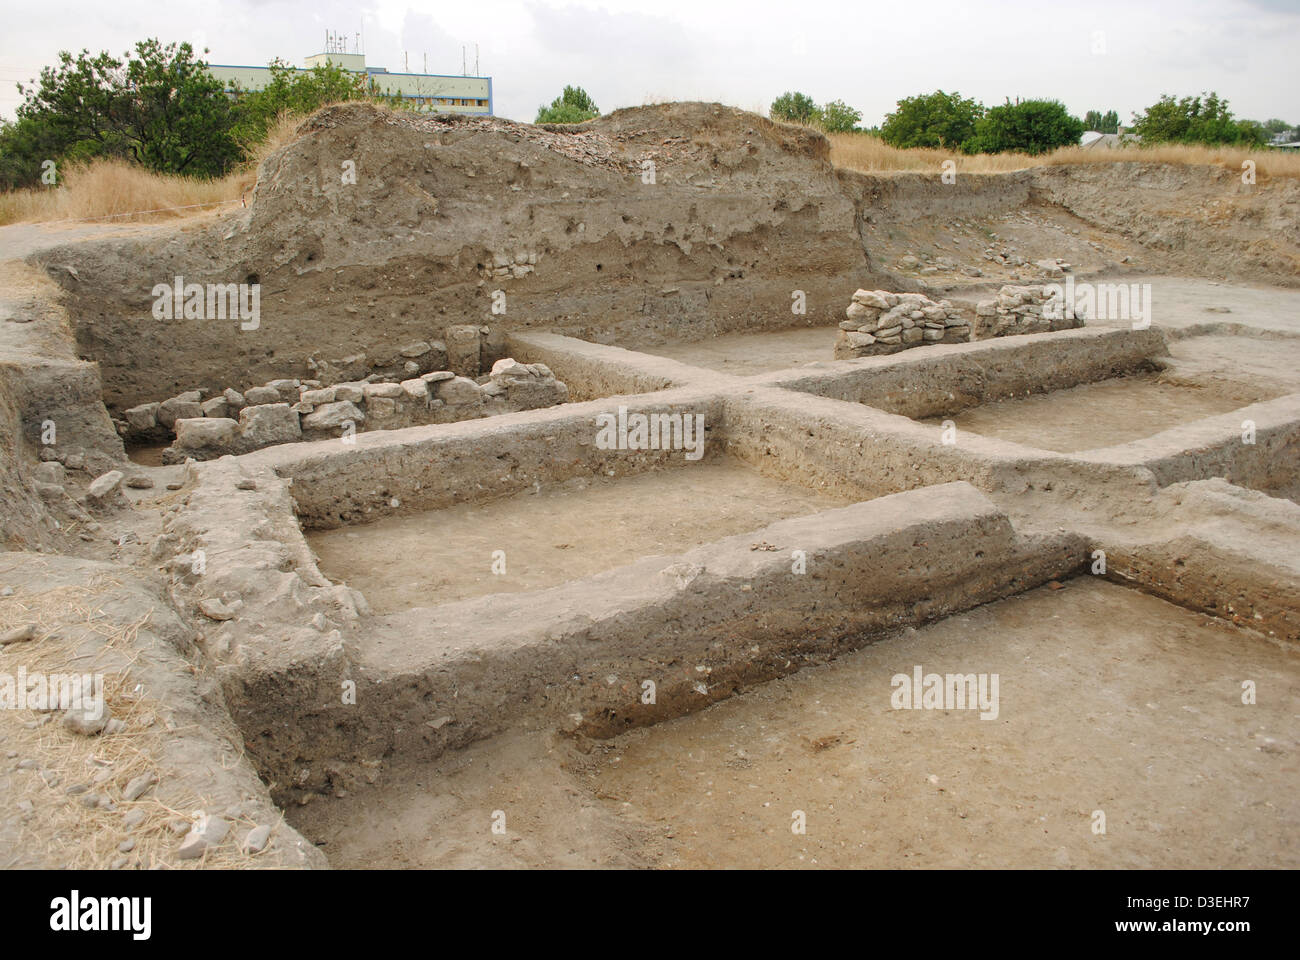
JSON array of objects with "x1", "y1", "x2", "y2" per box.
[
  {"x1": 536, "y1": 86, "x2": 599, "y2": 123},
  {"x1": 13, "y1": 39, "x2": 242, "y2": 180},
  {"x1": 0, "y1": 114, "x2": 66, "y2": 190},
  {"x1": 769, "y1": 91, "x2": 819, "y2": 125},
  {"x1": 817, "y1": 99, "x2": 862, "y2": 133},
  {"x1": 880, "y1": 90, "x2": 983, "y2": 149},
  {"x1": 1263, "y1": 118, "x2": 1293, "y2": 136},
  {"x1": 231, "y1": 59, "x2": 378, "y2": 145},
  {"x1": 1083, "y1": 109, "x2": 1119, "y2": 134},
  {"x1": 1130, "y1": 92, "x2": 1265, "y2": 146},
  {"x1": 964, "y1": 99, "x2": 1084, "y2": 155}
]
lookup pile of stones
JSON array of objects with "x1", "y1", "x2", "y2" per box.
[
  {"x1": 121, "y1": 359, "x2": 567, "y2": 463},
  {"x1": 974, "y1": 284, "x2": 1088, "y2": 338},
  {"x1": 834, "y1": 290, "x2": 972, "y2": 359}
]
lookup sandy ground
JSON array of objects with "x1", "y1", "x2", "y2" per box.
[
  {"x1": 307, "y1": 458, "x2": 850, "y2": 613},
  {"x1": 288, "y1": 578, "x2": 1298, "y2": 869},
  {"x1": 1167, "y1": 334, "x2": 1300, "y2": 395},
  {"x1": 0, "y1": 217, "x2": 219, "y2": 263},
  {"x1": 921, "y1": 373, "x2": 1266, "y2": 453},
  {"x1": 1092, "y1": 277, "x2": 1300, "y2": 336},
  {"x1": 639, "y1": 326, "x2": 841, "y2": 376}
]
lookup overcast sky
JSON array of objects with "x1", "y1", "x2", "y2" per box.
[{"x1": 2, "y1": 0, "x2": 1297, "y2": 126}]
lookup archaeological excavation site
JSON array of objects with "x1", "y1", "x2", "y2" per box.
[{"x1": 1, "y1": 101, "x2": 1297, "y2": 870}]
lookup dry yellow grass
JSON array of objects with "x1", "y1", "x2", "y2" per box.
[
  {"x1": 0, "y1": 573, "x2": 267, "y2": 869},
  {"x1": 0, "y1": 160, "x2": 242, "y2": 226},
  {"x1": 6, "y1": 105, "x2": 1297, "y2": 227},
  {"x1": 826, "y1": 130, "x2": 1300, "y2": 179},
  {"x1": 0, "y1": 109, "x2": 314, "y2": 227}
]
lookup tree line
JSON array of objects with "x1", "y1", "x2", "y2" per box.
[
  {"x1": 0, "y1": 39, "x2": 404, "y2": 191},
  {"x1": 771, "y1": 88, "x2": 1289, "y2": 154},
  {"x1": 2, "y1": 35, "x2": 1292, "y2": 193}
]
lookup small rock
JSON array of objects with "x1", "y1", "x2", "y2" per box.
[
  {"x1": 123, "y1": 772, "x2": 157, "y2": 802},
  {"x1": 198, "y1": 598, "x2": 235, "y2": 621},
  {"x1": 124, "y1": 402, "x2": 160, "y2": 432},
  {"x1": 1, "y1": 624, "x2": 35, "y2": 644},
  {"x1": 243, "y1": 386, "x2": 280, "y2": 405},
  {"x1": 177, "y1": 814, "x2": 230, "y2": 859},
  {"x1": 34, "y1": 461, "x2": 66, "y2": 485},
  {"x1": 63, "y1": 708, "x2": 109, "y2": 737},
  {"x1": 235, "y1": 478, "x2": 256, "y2": 491},
  {"x1": 122, "y1": 809, "x2": 147, "y2": 829},
  {"x1": 124, "y1": 475, "x2": 154, "y2": 489},
  {"x1": 243, "y1": 824, "x2": 272, "y2": 854},
  {"x1": 118, "y1": 839, "x2": 136, "y2": 853},
  {"x1": 87, "y1": 470, "x2": 125, "y2": 499}
]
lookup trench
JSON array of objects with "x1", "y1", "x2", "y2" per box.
[
  {"x1": 920, "y1": 372, "x2": 1270, "y2": 453},
  {"x1": 284, "y1": 578, "x2": 1300, "y2": 869},
  {"x1": 306, "y1": 456, "x2": 851, "y2": 614}
]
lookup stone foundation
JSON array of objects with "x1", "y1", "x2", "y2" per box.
[
  {"x1": 834, "y1": 289, "x2": 971, "y2": 359},
  {"x1": 975, "y1": 284, "x2": 1088, "y2": 338},
  {"x1": 135, "y1": 359, "x2": 568, "y2": 463}
]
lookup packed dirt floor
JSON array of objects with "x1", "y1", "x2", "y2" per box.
[
  {"x1": 920, "y1": 373, "x2": 1267, "y2": 453},
  {"x1": 290, "y1": 579, "x2": 1297, "y2": 869},
  {"x1": 2, "y1": 102, "x2": 1298, "y2": 870},
  {"x1": 308, "y1": 459, "x2": 849, "y2": 613}
]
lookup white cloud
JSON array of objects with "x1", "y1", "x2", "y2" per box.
[{"x1": 1, "y1": 0, "x2": 1296, "y2": 125}]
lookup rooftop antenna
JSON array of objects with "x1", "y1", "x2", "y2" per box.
[
  {"x1": 405, "y1": 51, "x2": 409, "y2": 72},
  {"x1": 423, "y1": 52, "x2": 427, "y2": 73},
  {"x1": 462, "y1": 46, "x2": 467, "y2": 76},
  {"x1": 475, "y1": 43, "x2": 479, "y2": 75}
]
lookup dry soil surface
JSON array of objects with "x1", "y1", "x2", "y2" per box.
[
  {"x1": 922, "y1": 373, "x2": 1267, "y2": 453},
  {"x1": 288, "y1": 579, "x2": 1298, "y2": 869},
  {"x1": 307, "y1": 458, "x2": 850, "y2": 613}
]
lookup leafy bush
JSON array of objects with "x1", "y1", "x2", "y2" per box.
[
  {"x1": 232, "y1": 59, "x2": 381, "y2": 146},
  {"x1": 2, "y1": 40, "x2": 242, "y2": 188},
  {"x1": 964, "y1": 99, "x2": 1084, "y2": 155},
  {"x1": 818, "y1": 99, "x2": 862, "y2": 133},
  {"x1": 1083, "y1": 109, "x2": 1120, "y2": 134},
  {"x1": 880, "y1": 90, "x2": 983, "y2": 149},
  {"x1": 536, "y1": 86, "x2": 599, "y2": 124},
  {"x1": 769, "y1": 91, "x2": 819, "y2": 125},
  {"x1": 1130, "y1": 92, "x2": 1267, "y2": 146},
  {"x1": 0, "y1": 39, "x2": 409, "y2": 191}
]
